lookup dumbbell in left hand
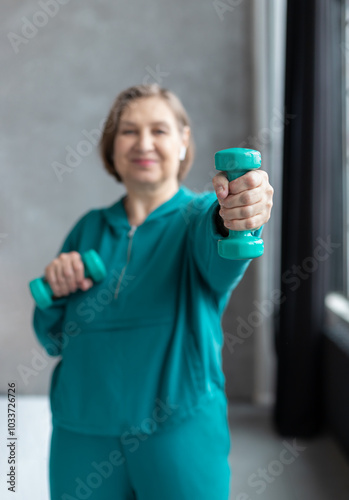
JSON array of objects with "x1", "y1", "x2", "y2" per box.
[{"x1": 29, "y1": 249, "x2": 106, "y2": 310}]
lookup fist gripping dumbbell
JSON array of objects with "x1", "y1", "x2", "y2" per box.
[
  {"x1": 214, "y1": 147, "x2": 264, "y2": 260},
  {"x1": 29, "y1": 249, "x2": 106, "y2": 310}
]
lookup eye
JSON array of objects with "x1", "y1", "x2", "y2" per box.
[
  {"x1": 121, "y1": 130, "x2": 136, "y2": 135},
  {"x1": 154, "y1": 130, "x2": 166, "y2": 134}
]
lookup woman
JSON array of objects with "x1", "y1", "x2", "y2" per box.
[{"x1": 33, "y1": 84, "x2": 273, "y2": 500}]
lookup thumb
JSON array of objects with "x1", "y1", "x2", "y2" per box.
[
  {"x1": 212, "y1": 172, "x2": 229, "y2": 201},
  {"x1": 215, "y1": 185, "x2": 226, "y2": 201},
  {"x1": 81, "y1": 278, "x2": 93, "y2": 290}
]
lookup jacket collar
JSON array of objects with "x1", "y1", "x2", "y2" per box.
[{"x1": 101, "y1": 185, "x2": 192, "y2": 229}]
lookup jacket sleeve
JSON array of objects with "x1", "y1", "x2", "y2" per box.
[
  {"x1": 188, "y1": 191, "x2": 263, "y2": 296},
  {"x1": 31, "y1": 213, "x2": 89, "y2": 357}
]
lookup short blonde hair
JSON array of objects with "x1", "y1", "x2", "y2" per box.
[{"x1": 99, "y1": 84, "x2": 195, "y2": 183}]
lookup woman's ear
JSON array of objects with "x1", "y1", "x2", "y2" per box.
[
  {"x1": 182, "y1": 126, "x2": 191, "y2": 148},
  {"x1": 179, "y1": 126, "x2": 190, "y2": 160}
]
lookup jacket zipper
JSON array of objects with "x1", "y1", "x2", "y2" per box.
[{"x1": 114, "y1": 225, "x2": 137, "y2": 300}]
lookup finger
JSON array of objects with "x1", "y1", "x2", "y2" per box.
[
  {"x1": 50, "y1": 261, "x2": 69, "y2": 297},
  {"x1": 228, "y1": 170, "x2": 264, "y2": 195},
  {"x1": 223, "y1": 213, "x2": 265, "y2": 232},
  {"x1": 59, "y1": 254, "x2": 77, "y2": 294},
  {"x1": 219, "y1": 200, "x2": 265, "y2": 222},
  {"x1": 212, "y1": 171, "x2": 229, "y2": 201},
  {"x1": 70, "y1": 252, "x2": 85, "y2": 285},
  {"x1": 45, "y1": 262, "x2": 61, "y2": 297},
  {"x1": 220, "y1": 186, "x2": 263, "y2": 209}
]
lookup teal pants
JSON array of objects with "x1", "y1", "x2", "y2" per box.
[{"x1": 49, "y1": 390, "x2": 231, "y2": 500}]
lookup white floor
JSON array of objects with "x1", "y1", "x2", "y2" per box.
[
  {"x1": 0, "y1": 396, "x2": 52, "y2": 500},
  {"x1": 0, "y1": 396, "x2": 348, "y2": 500}
]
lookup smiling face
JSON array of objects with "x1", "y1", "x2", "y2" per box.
[{"x1": 112, "y1": 96, "x2": 190, "y2": 191}]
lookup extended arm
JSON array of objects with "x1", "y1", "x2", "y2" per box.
[{"x1": 188, "y1": 192, "x2": 263, "y2": 295}]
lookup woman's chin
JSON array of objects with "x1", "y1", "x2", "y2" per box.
[{"x1": 127, "y1": 173, "x2": 162, "y2": 186}]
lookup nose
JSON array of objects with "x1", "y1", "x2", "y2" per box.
[{"x1": 135, "y1": 130, "x2": 154, "y2": 152}]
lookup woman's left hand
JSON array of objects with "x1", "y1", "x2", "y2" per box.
[{"x1": 212, "y1": 170, "x2": 274, "y2": 231}]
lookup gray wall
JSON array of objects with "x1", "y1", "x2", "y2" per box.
[{"x1": 1, "y1": 0, "x2": 257, "y2": 400}]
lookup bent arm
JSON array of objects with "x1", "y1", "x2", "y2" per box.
[{"x1": 31, "y1": 213, "x2": 89, "y2": 356}]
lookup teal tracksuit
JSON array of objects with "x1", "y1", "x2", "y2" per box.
[{"x1": 32, "y1": 185, "x2": 262, "y2": 499}]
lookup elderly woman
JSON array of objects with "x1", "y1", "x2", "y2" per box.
[{"x1": 33, "y1": 84, "x2": 273, "y2": 500}]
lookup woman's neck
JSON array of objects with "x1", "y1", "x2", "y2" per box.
[{"x1": 123, "y1": 181, "x2": 179, "y2": 226}]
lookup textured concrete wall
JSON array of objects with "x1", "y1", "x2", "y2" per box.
[{"x1": 1, "y1": 0, "x2": 257, "y2": 400}]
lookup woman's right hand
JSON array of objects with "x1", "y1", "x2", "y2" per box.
[{"x1": 44, "y1": 251, "x2": 94, "y2": 298}]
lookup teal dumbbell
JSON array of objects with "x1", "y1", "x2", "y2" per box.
[
  {"x1": 29, "y1": 249, "x2": 106, "y2": 310},
  {"x1": 214, "y1": 147, "x2": 264, "y2": 260}
]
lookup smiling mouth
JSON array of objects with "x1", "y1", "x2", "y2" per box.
[{"x1": 131, "y1": 159, "x2": 158, "y2": 166}]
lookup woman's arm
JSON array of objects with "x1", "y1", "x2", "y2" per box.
[
  {"x1": 188, "y1": 169, "x2": 273, "y2": 295},
  {"x1": 31, "y1": 213, "x2": 90, "y2": 356},
  {"x1": 188, "y1": 192, "x2": 264, "y2": 295}
]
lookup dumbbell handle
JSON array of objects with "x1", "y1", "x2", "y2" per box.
[
  {"x1": 214, "y1": 148, "x2": 264, "y2": 260},
  {"x1": 29, "y1": 249, "x2": 106, "y2": 310}
]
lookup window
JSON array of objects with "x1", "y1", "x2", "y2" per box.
[
  {"x1": 326, "y1": 0, "x2": 349, "y2": 319},
  {"x1": 344, "y1": 0, "x2": 349, "y2": 298}
]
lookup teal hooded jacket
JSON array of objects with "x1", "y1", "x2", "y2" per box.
[{"x1": 32, "y1": 185, "x2": 263, "y2": 437}]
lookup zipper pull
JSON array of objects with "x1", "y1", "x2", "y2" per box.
[
  {"x1": 114, "y1": 225, "x2": 137, "y2": 300},
  {"x1": 128, "y1": 225, "x2": 137, "y2": 237}
]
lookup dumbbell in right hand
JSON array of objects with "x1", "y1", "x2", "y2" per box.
[
  {"x1": 214, "y1": 148, "x2": 264, "y2": 259},
  {"x1": 29, "y1": 249, "x2": 106, "y2": 310}
]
